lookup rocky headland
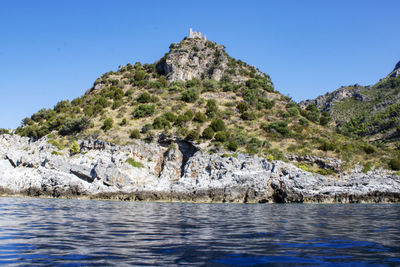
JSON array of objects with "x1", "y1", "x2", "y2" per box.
[{"x1": 1, "y1": 134, "x2": 399, "y2": 203}]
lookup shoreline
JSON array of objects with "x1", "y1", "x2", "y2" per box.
[{"x1": 1, "y1": 190, "x2": 399, "y2": 204}]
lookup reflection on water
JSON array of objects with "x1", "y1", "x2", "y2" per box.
[{"x1": 0, "y1": 197, "x2": 399, "y2": 266}]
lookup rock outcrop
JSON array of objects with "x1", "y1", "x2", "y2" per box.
[
  {"x1": 156, "y1": 38, "x2": 270, "y2": 84},
  {"x1": 389, "y1": 60, "x2": 400, "y2": 78},
  {"x1": 0, "y1": 134, "x2": 399, "y2": 203}
]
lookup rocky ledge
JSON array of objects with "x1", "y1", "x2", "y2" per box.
[{"x1": 0, "y1": 134, "x2": 399, "y2": 203}]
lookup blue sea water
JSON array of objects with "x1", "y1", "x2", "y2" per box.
[{"x1": 0, "y1": 197, "x2": 399, "y2": 266}]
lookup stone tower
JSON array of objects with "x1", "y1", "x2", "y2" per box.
[{"x1": 189, "y1": 28, "x2": 206, "y2": 40}]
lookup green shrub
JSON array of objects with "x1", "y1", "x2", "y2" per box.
[
  {"x1": 210, "y1": 118, "x2": 226, "y2": 132},
  {"x1": 186, "y1": 129, "x2": 200, "y2": 141},
  {"x1": 112, "y1": 100, "x2": 123, "y2": 110},
  {"x1": 362, "y1": 162, "x2": 373, "y2": 173},
  {"x1": 158, "y1": 76, "x2": 168, "y2": 87},
  {"x1": 214, "y1": 131, "x2": 229, "y2": 142},
  {"x1": 134, "y1": 70, "x2": 146, "y2": 81},
  {"x1": 299, "y1": 117, "x2": 309, "y2": 126},
  {"x1": 120, "y1": 118, "x2": 127, "y2": 126},
  {"x1": 319, "y1": 115, "x2": 331, "y2": 126},
  {"x1": 69, "y1": 140, "x2": 80, "y2": 155},
  {"x1": 137, "y1": 92, "x2": 153, "y2": 103},
  {"x1": 319, "y1": 141, "x2": 336, "y2": 151},
  {"x1": 362, "y1": 145, "x2": 375, "y2": 154},
  {"x1": 102, "y1": 118, "x2": 113, "y2": 131},
  {"x1": 0, "y1": 128, "x2": 10, "y2": 135},
  {"x1": 181, "y1": 88, "x2": 200, "y2": 103},
  {"x1": 194, "y1": 112, "x2": 207, "y2": 123},
  {"x1": 287, "y1": 107, "x2": 299, "y2": 117},
  {"x1": 141, "y1": 123, "x2": 153, "y2": 133},
  {"x1": 389, "y1": 158, "x2": 400, "y2": 170},
  {"x1": 59, "y1": 116, "x2": 91, "y2": 136},
  {"x1": 206, "y1": 99, "x2": 218, "y2": 118},
  {"x1": 227, "y1": 141, "x2": 238, "y2": 151},
  {"x1": 186, "y1": 78, "x2": 201, "y2": 88},
  {"x1": 264, "y1": 121, "x2": 290, "y2": 136},
  {"x1": 95, "y1": 97, "x2": 109, "y2": 108},
  {"x1": 245, "y1": 139, "x2": 260, "y2": 155},
  {"x1": 257, "y1": 97, "x2": 275, "y2": 109},
  {"x1": 183, "y1": 110, "x2": 194, "y2": 120},
  {"x1": 236, "y1": 102, "x2": 248, "y2": 113},
  {"x1": 202, "y1": 127, "x2": 215, "y2": 139},
  {"x1": 54, "y1": 100, "x2": 71, "y2": 113},
  {"x1": 202, "y1": 79, "x2": 218, "y2": 92},
  {"x1": 153, "y1": 117, "x2": 171, "y2": 129},
  {"x1": 240, "y1": 111, "x2": 256, "y2": 121},
  {"x1": 126, "y1": 158, "x2": 144, "y2": 168},
  {"x1": 132, "y1": 104, "x2": 156, "y2": 118},
  {"x1": 129, "y1": 129, "x2": 141, "y2": 139},
  {"x1": 162, "y1": 112, "x2": 177, "y2": 122}
]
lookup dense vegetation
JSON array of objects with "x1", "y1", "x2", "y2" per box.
[{"x1": 11, "y1": 38, "x2": 400, "y2": 172}]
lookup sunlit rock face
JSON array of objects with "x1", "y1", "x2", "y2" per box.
[{"x1": 0, "y1": 134, "x2": 399, "y2": 203}]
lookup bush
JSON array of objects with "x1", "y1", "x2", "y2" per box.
[
  {"x1": 227, "y1": 141, "x2": 238, "y2": 151},
  {"x1": 0, "y1": 128, "x2": 10, "y2": 135},
  {"x1": 287, "y1": 107, "x2": 299, "y2": 117},
  {"x1": 194, "y1": 112, "x2": 207, "y2": 123},
  {"x1": 236, "y1": 102, "x2": 248, "y2": 113},
  {"x1": 264, "y1": 121, "x2": 290, "y2": 136},
  {"x1": 153, "y1": 117, "x2": 171, "y2": 129},
  {"x1": 210, "y1": 118, "x2": 226, "y2": 132},
  {"x1": 246, "y1": 137, "x2": 262, "y2": 155},
  {"x1": 54, "y1": 100, "x2": 71, "y2": 113},
  {"x1": 186, "y1": 129, "x2": 200, "y2": 141},
  {"x1": 102, "y1": 118, "x2": 113, "y2": 131},
  {"x1": 137, "y1": 92, "x2": 153, "y2": 103},
  {"x1": 202, "y1": 79, "x2": 218, "y2": 92},
  {"x1": 132, "y1": 104, "x2": 156, "y2": 118},
  {"x1": 162, "y1": 112, "x2": 177, "y2": 122},
  {"x1": 214, "y1": 131, "x2": 229, "y2": 142},
  {"x1": 120, "y1": 118, "x2": 127, "y2": 126},
  {"x1": 141, "y1": 123, "x2": 153, "y2": 133},
  {"x1": 389, "y1": 158, "x2": 400, "y2": 170},
  {"x1": 129, "y1": 129, "x2": 141, "y2": 139},
  {"x1": 69, "y1": 140, "x2": 80, "y2": 155},
  {"x1": 299, "y1": 117, "x2": 309, "y2": 126},
  {"x1": 112, "y1": 100, "x2": 123, "y2": 110},
  {"x1": 126, "y1": 158, "x2": 144, "y2": 168},
  {"x1": 202, "y1": 127, "x2": 215, "y2": 139},
  {"x1": 134, "y1": 70, "x2": 146, "y2": 81},
  {"x1": 257, "y1": 97, "x2": 275, "y2": 110},
  {"x1": 319, "y1": 141, "x2": 336, "y2": 151},
  {"x1": 206, "y1": 99, "x2": 218, "y2": 118},
  {"x1": 240, "y1": 111, "x2": 256, "y2": 121},
  {"x1": 59, "y1": 116, "x2": 91, "y2": 136},
  {"x1": 183, "y1": 110, "x2": 194, "y2": 120},
  {"x1": 181, "y1": 88, "x2": 200, "y2": 103},
  {"x1": 362, "y1": 145, "x2": 375, "y2": 154},
  {"x1": 186, "y1": 78, "x2": 201, "y2": 88},
  {"x1": 319, "y1": 115, "x2": 331, "y2": 126},
  {"x1": 95, "y1": 97, "x2": 109, "y2": 108}
]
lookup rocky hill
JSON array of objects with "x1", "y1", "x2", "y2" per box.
[
  {"x1": 300, "y1": 61, "x2": 400, "y2": 147},
  {"x1": 4, "y1": 31, "x2": 400, "y2": 184}
]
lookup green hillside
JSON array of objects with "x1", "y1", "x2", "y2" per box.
[{"x1": 10, "y1": 36, "x2": 400, "y2": 172}]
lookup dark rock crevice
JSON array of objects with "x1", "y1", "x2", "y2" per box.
[{"x1": 177, "y1": 140, "x2": 199, "y2": 177}]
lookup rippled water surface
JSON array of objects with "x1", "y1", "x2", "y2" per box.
[{"x1": 0, "y1": 197, "x2": 399, "y2": 266}]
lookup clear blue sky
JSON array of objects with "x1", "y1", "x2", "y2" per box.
[{"x1": 1, "y1": 0, "x2": 399, "y2": 129}]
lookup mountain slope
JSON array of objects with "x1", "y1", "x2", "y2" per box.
[
  {"x1": 11, "y1": 33, "x2": 399, "y2": 172},
  {"x1": 300, "y1": 61, "x2": 400, "y2": 147}
]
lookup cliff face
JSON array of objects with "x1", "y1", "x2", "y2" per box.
[
  {"x1": 1, "y1": 134, "x2": 399, "y2": 203},
  {"x1": 156, "y1": 38, "x2": 271, "y2": 84}
]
